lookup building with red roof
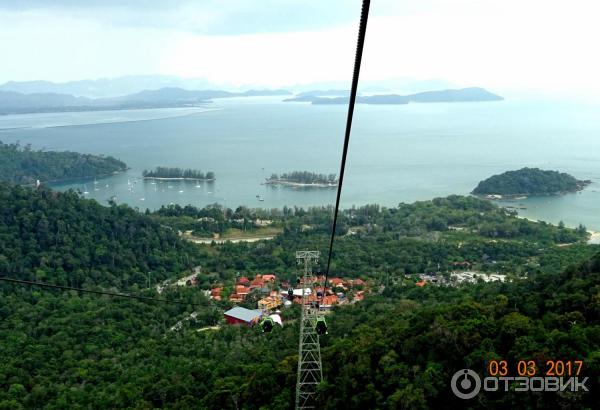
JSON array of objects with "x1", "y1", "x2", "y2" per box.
[
  {"x1": 262, "y1": 274, "x2": 276, "y2": 282},
  {"x1": 237, "y1": 276, "x2": 250, "y2": 285},
  {"x1": 250, "y1": 274, "x2": 265, "y2": 289},
  {"x1": 321, "y1": 295, "x2": 339, "y2": 309}
]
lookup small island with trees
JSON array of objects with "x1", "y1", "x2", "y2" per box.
[
  {"x1": 142, "y1": 167, "x2": 215, "y2": 181},
  {"x1": 0, "y1": 141, "x2": 127, "y2": 185},
  {"x1": 472, "y1": 167, "x2": 591, "y2": 199},
  {"x1": 265, "y1": 171, "x2": 338, "y2": 187}
]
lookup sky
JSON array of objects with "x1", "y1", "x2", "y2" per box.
[{"x1": 2, "y1": 0, "x2": 600, "y2": 97}]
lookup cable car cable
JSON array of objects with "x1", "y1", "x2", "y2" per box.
[
  {"x1": 324, "y1": 0, "x2": 370, "y2": 289},
  {"x1": 0, "y1": 276, "x2": 203, "y2": 307}
]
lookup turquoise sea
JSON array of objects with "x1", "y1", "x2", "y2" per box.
[{"x1": 1, "y1": 96, "x2": 600, "y2": 230}]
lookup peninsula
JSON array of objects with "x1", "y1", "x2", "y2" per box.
[
  {"x1": 0, "y1": 141, "x2": 127, "y2": 184},
  {"x1": 265, "y1": 171, "x2": 338, "y2": 187},
  {"x1": 143, "y1": 167, "x2": 215, "y2": 181},
  {"x1": 472, "y1": 167, "x2": 591, "y2": 198}
]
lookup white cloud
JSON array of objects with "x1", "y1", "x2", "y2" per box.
[{"x1": 2, "y1": 0, "x2": 600, "y2": 98}]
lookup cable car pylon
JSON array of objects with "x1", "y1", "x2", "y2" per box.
[
  {"x1": 295, "y1": 250, "x2": 323, "y2": 409},
  {"x1": 294, "y1": 1, "x2": 370, "y2": 408}
]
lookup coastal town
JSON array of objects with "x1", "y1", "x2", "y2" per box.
[
  {"x1": 160, "y1": 259, "x2": 513, "y2": 332},
  {"x1": 159, "y1": 268, "x2": 370, "y2": 329}
]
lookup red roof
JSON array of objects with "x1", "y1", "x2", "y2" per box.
[
  {"x1": 238, "y1": 276, "x2": 250, "y2": 285},
  {"x1": 236, "y1": 285, "x2": 250, "y2": 294},
  {"x1": 262, "y1": 274, "x2": 276, "y2": 282},
  {"x1": 416, "y1": 280, "x2": 427, "y2": 287},
  {"x1": 322, "y1": 295, "x2": 338, "y2": 306},
  {"x1": 250, "y1": 279, "x2": 264, "y2": 288},
  {"x1": 330, "y1": 278, "x2": 345, "y2": 286},
  {"x1": 353, "y1": 278, "x2": 366, "y2": 285},
  {"x1": 210, "y1": 287, "x2": 222, "y2": 296}
]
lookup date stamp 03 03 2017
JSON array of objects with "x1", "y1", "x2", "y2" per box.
[{"x1": 450, "y1": 359, "x2": 589, "y2": 400}]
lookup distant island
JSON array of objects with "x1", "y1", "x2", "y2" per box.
[
  {"x1": 0, "y1": 87, "x2": 292, "y2": 115},
  {"x1": 265, "y1": 171, "x2": 338, "y2": 187},
  {"x1": 472, "y1": 167, "x2": 591, "y2": 198},
  {"x1": 283, "y1": 89, "x2": 349, "y2": 102},
  {"x1": 284, "y1": 87, "x2": 503, "y2": 105},
  {"x1": 143, "y1": 167, "x2": 215, "y2": 181},
  {"x1": 0, "y1": 141, "x2": 127, "y2": 184}
]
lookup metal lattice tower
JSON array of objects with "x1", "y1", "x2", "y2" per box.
[{"x1": 295, "y1": 251, "x2": 323, "y2": 410}]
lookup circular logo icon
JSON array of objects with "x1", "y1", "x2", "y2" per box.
[{"x1": 451, "y1": 369, "x2": 481, "y2": 399}]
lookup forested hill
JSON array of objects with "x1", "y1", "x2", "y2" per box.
[
  {"x1": 0, "y1": 141, "x2": 127, "y2": 184},
  {"x1": 0, "y1": 183, "x2": 204, "y2": 289},
  {"x1": 473, "y1": 167, "x2": 591, "y2": 196},
  {"x1": 319, "y1": 251, "x2": 600, "y2": 409},
  {"x1": 0, "y1": 186, "x2": 598, "y2": 408}
]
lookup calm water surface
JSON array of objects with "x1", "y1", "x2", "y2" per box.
[{"x1": 1, "y1": 96, "x2": 599, "y2": 230}]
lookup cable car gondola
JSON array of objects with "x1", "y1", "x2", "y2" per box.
[
  {"x1": 260, "y1": 316, "x2": 274, "y2": 333},
  {"x1": 315, "y1": 316, "x2": 328, "y2": 335}
]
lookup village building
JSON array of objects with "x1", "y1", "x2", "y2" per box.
[
  {"x1": 321, "y1": 295, "x2": 339, "y2": 310},
  {"x1": 258, "y1": 295, "x2": 282, "y2": 311},
  {"x1": 223, "y1": 307, "x2": 262, "y2": 326}
]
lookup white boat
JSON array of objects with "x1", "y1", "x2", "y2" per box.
[
  {"x1": 83, "y1": 185, "x2": 89, "y2": 194},
  {"x1": 178, "y1": 190, "x2": 184, "y2": 193}
]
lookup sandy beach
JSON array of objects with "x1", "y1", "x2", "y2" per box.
[{"x1": 588, "y1": 230, "x2": 600, "y2": 244}]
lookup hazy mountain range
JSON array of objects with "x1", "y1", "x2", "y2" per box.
[
  {"x1": 0, "y1": 82, "x2": 503, "y2": 115},
  {"x1": 284, "y1": 87, "x2": 504, "y2": 105},
  {"x1": 0, "y1": 75, "x2": 458, "y2": 98},
  {"x1": 0, "y1": 75, "x2": 219, "y2": 99},
  {"x1": 0, "y1": 87, "x2": 291, "y2": 115}
]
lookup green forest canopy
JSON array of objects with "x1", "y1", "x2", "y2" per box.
[
  {"x1": 0, "y1": 141, "x2": 127, "y2": 185},
  {"x1": 143, "y1": 167, "x2": 215, "y2": 180},
  {"x1": 472, "y1": 167, "x2": 590, "y2": 196},
  {"x1": 268, "y1": 171, "x2": 337, "y2": 184},
  {"x1": 0, "y1": 183, "x2": 598, "y2": 408}
]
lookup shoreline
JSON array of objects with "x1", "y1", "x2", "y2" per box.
[
  {"x1": 143, "y1": 177, "x2": 215, "y2": 182},
  {"x1": 515, "y1": 215, "x2": 599, "y2": 244},
  {"x1": 588, "y1": 230, "x2": 600, "y2": 245},
  {"x1": 45, "y1": 169, "x2": 127, "y2": 185},
  {"x1": 474, "y1": 181, "x2": 592, "y2": 201},
  {"x1": 264, "y1": 179, "x2": 338, "y2": 188}
]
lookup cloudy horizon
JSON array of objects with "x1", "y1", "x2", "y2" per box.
[{"x1": 2, "y1": 0, "x2": 600, "y2": 99}]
